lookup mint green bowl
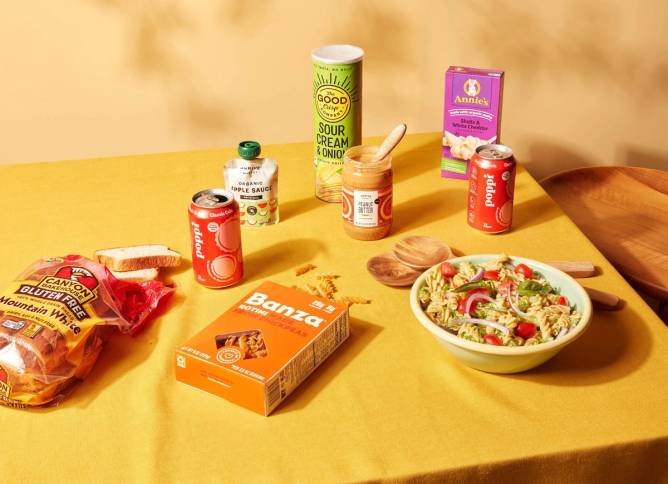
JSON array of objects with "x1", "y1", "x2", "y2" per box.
[{"x1": 410, "y1": 255, "x2": 593, "y2": 374}]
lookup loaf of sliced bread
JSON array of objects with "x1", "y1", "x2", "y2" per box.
[
  {"x1": 95, "y1": 245, "x2": 181, "y2": 271},
  {"x1": 110, "y1": 268, "x2": 159, "y2": 283}
]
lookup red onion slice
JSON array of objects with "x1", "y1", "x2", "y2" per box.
[
  {"x1": 450, "y1": 317, "x2": 510, "y2": 335},
  {"x1": 464, "y1": 293, "x2": 497, "y2": 315},
  {"x1": 507, "y1": 290, "x2": 531, "y2": 318},
  {"x1": 469, "y1": 268, "x2": 484, "y2": 282}
]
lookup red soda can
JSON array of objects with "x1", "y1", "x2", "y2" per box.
[
  {"x1": 467, "y1": 144, "x2": 516, "y2": 233},
  {"x1": 189, "y1": 189, "x2": 243, "y2": 288}
]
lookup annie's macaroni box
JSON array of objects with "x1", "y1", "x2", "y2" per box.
[
  {"x1": 175, "y1": 281, "x2": 349, "y2": 416},
  {"x1": 441, "y1": 66, "x2": 504, "y2": 179}
]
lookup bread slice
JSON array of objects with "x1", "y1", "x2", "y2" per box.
[
  {"x1": 95, "y1": 245, "x2": 181, "y2": 271},
  {"x1": 110, "y1": 268, "x2": 159, "y2": 283}
]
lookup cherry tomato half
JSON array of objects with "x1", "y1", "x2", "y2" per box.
[
  {"x1": 514, "y1": 263, "x2": 534, "y2": 279},
  {"x1": 457, "y1": 299, "x2": 468, "y2": 314},
  {"x1": 515, "y1": 322, "x2": 537, "y2": 339},
  {"x1": 483, "y1": 334, "x2": 503, "y2": 345},
  {"x1": 557, "y1": 296, "x2": 568, "y2": 306},
  {"x1": 483, "y1": 270, "x2": 500, "y2": 281},
  {"x1": 440, "y1": 262, "x2": 457, "y2": 279}
]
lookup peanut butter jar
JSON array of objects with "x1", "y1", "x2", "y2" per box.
[{"x1": 341, "y1": 145, "x2": 393, "y2": 240}]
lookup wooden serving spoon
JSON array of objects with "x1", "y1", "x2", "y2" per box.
[
  {"x1": 545, "y1": 260, "x2": 597, "y2": 278},
  {"x1": 372, "y1": 124, "x2": 407, "y2": 161},
  {"x1": 367, "y1": 253, "x2": 423, "y2": 287},
  {"x1": 393, "y1": 236, "x2": 453, "y2": 270},
  {"x1": 544, "y1": 261, "x2": 620, "y2": 308},
  {"x1": 584, "y1": 287, "x2": 620, "y2": 310}
]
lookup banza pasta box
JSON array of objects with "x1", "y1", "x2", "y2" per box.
[{"x1": 175, "y1": 282, "x2": 349, "y2": 415}]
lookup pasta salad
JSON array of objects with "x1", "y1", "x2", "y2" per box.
[{"x1": 418, "y1": 255, "x2": 582, "y2": 347}]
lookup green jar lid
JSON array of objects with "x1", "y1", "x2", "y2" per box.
[{"x1": 238, "y1": 140, "x2": 261, "y2": 159}]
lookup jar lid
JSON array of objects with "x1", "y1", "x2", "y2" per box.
[{"x1": 238, "y1": 141, "x2": 261, "y2": 159}]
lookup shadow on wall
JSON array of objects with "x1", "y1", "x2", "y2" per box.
[
  {"x1": 466, "y1": 0, "x2": 668, "y2": 178},
  {"x1": 523, "y1": 140, "x2": 596, "y2": 181},
  {"x1": 88, "y1": 0, "x2": 417, "y2": 144},
  {"x1": 321, "y1": 1, "x2": 418, "y2": 130},
  {"x1": 90, "y1": 0, "x2": 231, "y2": 140},
  {"x1": 465, "y1": 0, "x2": 668, "y2": 97},
  {"x1": 526, "y1": 141, "x2": 668, "y2": 181},
  {"x1": 326, "y1": 2, "x2": 416, "y2": 70},
  {"x1": 622, "y1": 146, "x2": 668, "y2": 171},
  {"x1": 216, "y1": 0, "x2": 273, "y2": 27}
]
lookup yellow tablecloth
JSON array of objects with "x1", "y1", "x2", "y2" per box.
[{"x1": 1, "y1": 133, "x2": 667, "y2": 483}]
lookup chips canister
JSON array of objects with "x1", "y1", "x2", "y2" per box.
[
  {"x1": 467, "y1": 144, "x2": 516, "y2": 233},
  {"x1": 189, "y1": 189, "x2": 243, "y2": 288},
  {"x1": 312, "y1": 44, "x2": 363, "y2": 202}
]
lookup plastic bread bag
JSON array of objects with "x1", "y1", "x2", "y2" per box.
[{"x1": 0, "y1": 255, "x2": 174, "y2": 408}]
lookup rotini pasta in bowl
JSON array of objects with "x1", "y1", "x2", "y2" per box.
[{"x1": 410, "y1": 254, "x2": 592, "y2": 373}]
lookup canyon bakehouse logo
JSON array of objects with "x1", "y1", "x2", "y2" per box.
[
  {"x1": 39, "y1": 266, "x2": 100, "y2": 306},
  {"x1": 52, "y1": 267, "x2": 99, "y2": 291},
  {"x1": 13, "y1": 266, "x2": 100, "y2": 323}
]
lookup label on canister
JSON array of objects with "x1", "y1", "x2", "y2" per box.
[{"x1": 312, "y1": 45, "x2": 363, "y2": 202}]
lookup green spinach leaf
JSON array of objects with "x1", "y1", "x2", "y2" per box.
[
  {"x1": 518, "y1": 280, "x2": 553, "y2": 296},
  {"x1": 454, "y1": 281, "x2": 493, "y2": 293}
]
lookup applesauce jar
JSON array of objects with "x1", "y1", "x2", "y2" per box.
[{"x1": 341, "y1": 145, "x2": 392, "y2": 240}]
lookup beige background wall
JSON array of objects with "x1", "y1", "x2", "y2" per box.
[{"x1": 1, "y1": 0, "x2": 667, "y2": 178}]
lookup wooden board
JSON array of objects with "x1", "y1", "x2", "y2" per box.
[{"x1": 542, "y1": 167, "x2": 668, "y2": 300}]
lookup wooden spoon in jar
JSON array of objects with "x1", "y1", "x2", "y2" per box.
[
  {"x1": 372, "y1": 124, "x2": 407, "y2": 161},
  {"x1": 393, "y1": 236, "x2": 453, "y2": 270}
]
